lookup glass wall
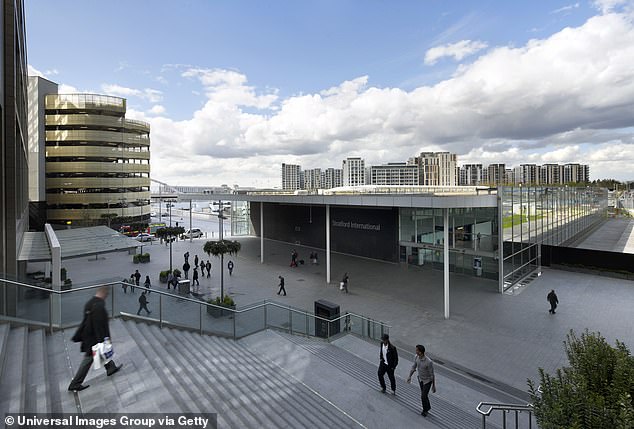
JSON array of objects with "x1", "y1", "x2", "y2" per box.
[
  {"x1": 399, "y1": 207, "x2": 499, "y2": 280},
  {"x1": 231, "y1": 201, "x2": 251, "y2": 236},
  {"x1": 501, "y1": 186, "x2": 607, "y2": 290}
]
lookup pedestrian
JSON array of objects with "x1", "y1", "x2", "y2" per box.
[
  {"x1": 206, "y1": 260, "x2": 211, "y2": 278},
  {"x1": 290, "y1": 249, "x2": 298, "y2": 267},
  {"x1": 341, "y1": 273, "x2": 349, "y2": 293},
  {"x1": 121, "y1": 278, "x2": 128, "y2": 294},
  {"x1": 277, "y1": 275, "x2": 286, "y2": 296},
  {"x1": 128, "y1": 274, "x2": 135, "y2": 293},
  {"x1": 68, "y1": 286, "x2": 122, "y2": 392},
  {"x1": 143, "y1": 275, "x2": 151, "y2": 294},
  {"x1": 378, "y1": 334, "x2": 399, "y2": 395},
  {"x1": 173, "y1": 270, "x2": 181, "y2": 292},
  {"x1": 547, "y1": 289, "x2": 559, "y2": 314},
  {"x1": 200, "y1": 260, "x2": 205, "y2": 276},
  {"x1": 227, "y1": 260, "x2": 234, "y2": 276},
  {"x1": 184, "y1": 251, "x2": 189, "y2": 263},
  {"x1": 137, "y1": 291, "x2": 151, "y2": 316},
  {"x1": 407, "y1": 344, "x2": 436, "y2": 417},
  {"x1": 312, "y1": 252, "x2": 318, "y2": 265},
  {"x1": 183, "y1": 261, "x2": 190, "y2": 279},
  {"x1": 194, "y1": 254, "x2": 199, "y2": 267},
  {"x1": 134, "y1": 269, "x2": 141, "y2": 286},
  {"x1": 166, "y1": 271, "x2": 174, "y2": 290},
  {"x1": 192, "y1": 268, "x2": 200, "y2": 288}
]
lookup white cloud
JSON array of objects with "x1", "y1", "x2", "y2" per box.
[
  {"x1": 182, "y1": 68, "x2": 278, "y2": 109},
  {"x1": 592, "y1": 0, "x2": 631, "y2": 13},
  {"x1": 101, "y1": 83, "x2": 164, "y2": 102},
  {"x1": 137, "y1": 10, "x2": 634, "y2": 185},
  {"x1": 424, "y1": 40, "x2": 488, "y2": 65},
  {"x1": 28, "y1": 65, "x2": 45, "y2": 77},
  {"x1": 551, "y1": 3, "x2": 580, "y2": 14},
  {"x1": 147, "y1": 105, "x2": 166, "y2": 116},
  {"x1": 58, "y1": 84, "x2": 78, "y2": 93}
]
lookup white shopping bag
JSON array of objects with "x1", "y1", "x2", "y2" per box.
[
  {"x1": 91, "y1": 338, "x2": 114, "y2": 370},
  {"x1": 340, "y1": 282, "x2": 344, "y2": 290},
  {"x1": 92, "y1": 343, "x2": 103, "y2": 370}
]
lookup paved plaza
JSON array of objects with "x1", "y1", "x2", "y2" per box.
[{"x1": 52, "y1": 220, "x2": 634, "y2": 398}]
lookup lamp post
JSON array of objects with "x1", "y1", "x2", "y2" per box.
[
  {"x1": 218, "y1": 213, "x2": 227, "y2": 299},
  {"x1": 169, "y1": 202, "x2": 172, "y2": 272}
]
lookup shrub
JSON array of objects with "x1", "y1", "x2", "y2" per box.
[
  {"x1": 528, "y1": 329, "x2": 634, "y2": 429},
  {"x1": 133, "y1": 253, "x2": 151, "y2": 263},
  {"x1": 207, "y1": 295, "x2": 235, "y2": 308}
]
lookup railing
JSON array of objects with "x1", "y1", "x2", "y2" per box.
[
  {"x1": 0, "y1": 278, "x2": 389, "y2": 343},
  {"x1": 476, "y1": 402, "x2": 534, "y2": 429}
]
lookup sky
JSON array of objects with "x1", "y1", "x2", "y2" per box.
[{"x1": 26, "y1": 0, "x2": 634, "y2": 187}]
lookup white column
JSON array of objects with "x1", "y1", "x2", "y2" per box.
[
  {"x1": 443, "y1": 208, "x2": 450, "y2": 319},
  {"x1": 45, "y1": 224, "x2": 62, "y2": 327},
  {"x1": 498, "y1": 194, "x2": 505, "y2": 294},
  {"x1": 260, "y1": 202, "x2": 264, "y2": 264},
  {"x1": 326, "y1": 204, "x2": 331, "y2": 284}
]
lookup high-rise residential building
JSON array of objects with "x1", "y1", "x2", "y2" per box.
[
  {"x1": 1, "y1": 0, "x2": 28, "y2": 279},
  {"x1": 304, "y1": 168, "x2": 322, "y2": 190},
  {"x1": 505, "y1": 168, "x2": 515, "y2": 185},
  {"x1": 563, "y1": 163, "x2": 590, "y2": 184},
  {"x1": 322, "y1": 168, "x2": 343, "y2": 189},
  {"x1": 369, "y1": 163, "x2": 419, "y2": 185},
  {"x1": 514, "y1": 164, "x2": 539, "y2": 184},
  {"x1": 540, "y1": 164, "x2": 562, "y2": 185},
  {"x1": 44, "y1": 93, "x2": 151, "y2": 226},
  {"x1": 342, "y1": 157, "x2": 365, "y2": 186},
  {"x1": 459, "y1": 164, "x2": 484, "y2": 185},
  {"x1": 487, "y1": 164, "x2": 506, "y2": 186},
  {"x1": 281, "y1": 163, "x2": 301, "y2": 190},
  {"x1": 409, "y1": 152, "x2": 457, "y2": 186}
]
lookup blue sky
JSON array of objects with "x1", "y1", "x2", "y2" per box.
[{"x1": 27, "y1": 1, "x2": 634, "y2": 186}]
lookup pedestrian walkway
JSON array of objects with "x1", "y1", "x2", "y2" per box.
[
  {"x1": 58, "y1": 234, "x2": 634, "y2": 396},
  {"x1": 575, "y1": 217, "x2": 634, "y2": 253}
]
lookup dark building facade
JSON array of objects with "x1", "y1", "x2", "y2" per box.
[{"x1": 0, "y1": 0, "x2": 28, "y2": 279}]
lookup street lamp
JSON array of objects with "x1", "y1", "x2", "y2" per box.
[{"x1": 218, "y1": 213, "x2": 228, "y2": 299}]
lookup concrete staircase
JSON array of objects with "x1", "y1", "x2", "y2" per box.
[
  {"x1": 0, "y1": 319, "x2": 534, "y2": 428},
  {"x1": 0, "y1": 320, "x2": 361, "y2": 428}
]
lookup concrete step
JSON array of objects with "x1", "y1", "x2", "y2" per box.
[
  {"x1": 202, "y1": 332, "x2": 362, "y2": 428},
  {"x1": 0, "y1": 326, "x2": 28, "y2": 413},
  {"x1": 122, "y1": 321, "x2": 201, "y2": 414},
  {"x1": 0, "y1": 323, "x2": 10, "y2": 386},
  {"x1": 278, "y1": 331, "x2": 488, "y2": 429},
  {"x1": 178, "y1": 329, "x2": 294, "y2": 428},
  {"x1": 45, "y1": 330, "x2": 80, "y2": 413},
  {"x1": 25, "y1": 328, "x2": 50, "y2": 413},
  {"x1": 135, "y1": 323, "x2": 216, "y2": 415}
]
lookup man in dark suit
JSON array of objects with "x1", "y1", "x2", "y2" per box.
[
  {"x1": 68, "y1": 286, "x2": 122, "y2": 392},
  {"x1": 378, "y1": 333, "x2": 399, "y2": 394}
]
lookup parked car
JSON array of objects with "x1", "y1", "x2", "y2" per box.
[
  {"x1": 182, "y1": 228, "x2": 203, "y2": 239},
  {"x1": 135, "y1": 233, "x2": 155, "y2": 242}
]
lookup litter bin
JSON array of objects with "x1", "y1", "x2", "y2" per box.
[
  {"x1": 314, "y1": 299, "x2": 340, "y2": 338},
  {"x1": 177, "y1": 279, "x2": 190, "y2": 295},
  {"x1": 473, "y1": 257, "x2": 482, "y2": 277}
]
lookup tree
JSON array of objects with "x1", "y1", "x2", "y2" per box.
[
  {"x1": 528, "y1": 329, "x2": 634, "y2": 429},
  {"x1": 155, "y1": 226, "x2": 185, "y2": 271},
  {"x1": 203, "y1": 239, "x2": 241, "y2": 300}
]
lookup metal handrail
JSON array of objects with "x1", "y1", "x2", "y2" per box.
[
  {"x1": 1, "y1": 277, "x2": 390, "y2": 340},
  {"x1": 476, "y1": 402, "x2": 533, "y2": 429}
]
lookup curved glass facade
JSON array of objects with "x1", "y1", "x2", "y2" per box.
[{"x1": 44, "y1": 94, "x2": 151, "y2": 226}]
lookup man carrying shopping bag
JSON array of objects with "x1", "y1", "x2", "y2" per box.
[{"x1": 68, "y1": 286, "x2": 122, "y2": 392}]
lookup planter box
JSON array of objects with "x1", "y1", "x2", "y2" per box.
[
  {"x1": 206, "y1": 305, "x2": 236, "y2": 318},
  {"x1": 159, "y1": 274, "x2": 168, "y2": 283}
]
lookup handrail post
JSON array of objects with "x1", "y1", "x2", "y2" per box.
[
  {"x1": 159, "y1": 294, "x2": 163, "y2": 329},
  {"x1": 199, "y1": 305, "x2": 203, "y2": 335},
  {"x1": 48, "y1": 292, "x2": 53, "y2": 334},
  {"x1": 482, "y1": 414, "x2": 486, "y2": 429},
  {"x1": 515, "y1": 410, "x2": 518, "y2": 428},
  {"x1": 502, "y1": 410, "x2": 506, "y2": 429}
]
